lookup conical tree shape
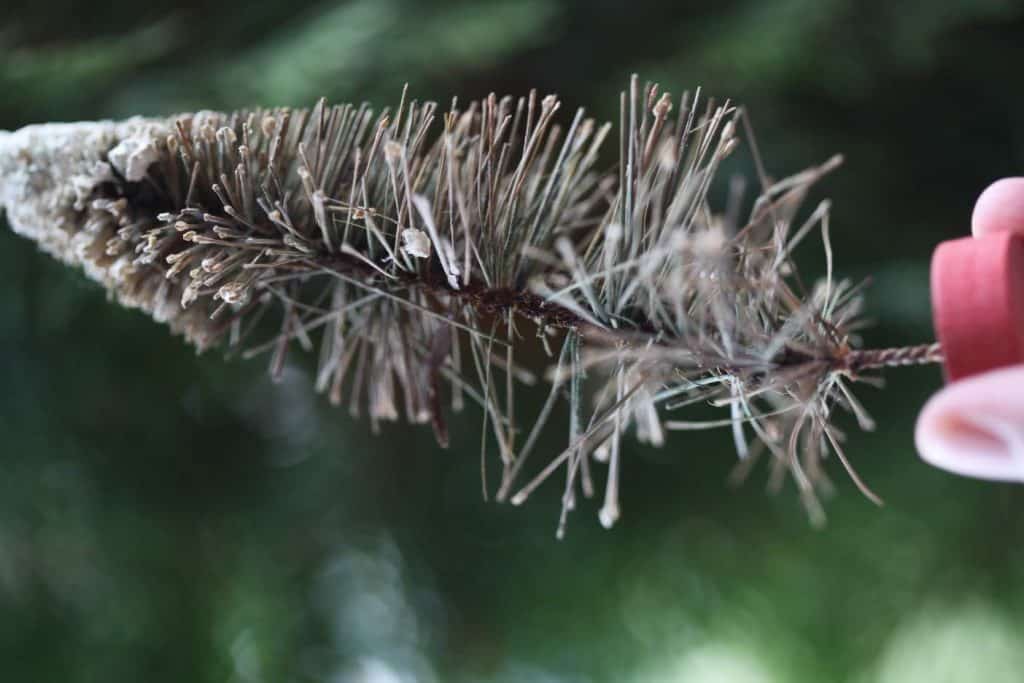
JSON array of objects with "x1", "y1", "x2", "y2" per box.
[{"x1": 0, "y1": 78, "x2": 941, "y2": 533}]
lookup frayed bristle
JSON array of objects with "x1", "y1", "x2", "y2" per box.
[{"x1": 0, "y1": 76, "x2": 934, "y2": 533}]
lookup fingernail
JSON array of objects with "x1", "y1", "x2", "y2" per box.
[{"x1": 917, "y1": 409, "x2": 1024, "y2": 481}]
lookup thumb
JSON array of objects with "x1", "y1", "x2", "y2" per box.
[{"x1": 915, "y1": 365, "x2": 1024, "y2": 481}]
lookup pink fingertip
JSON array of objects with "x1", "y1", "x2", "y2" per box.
[
  {"x1": 971, "y1": 177, "x2": 1024, "y2": 237},
  {"x1": 915, "y1": 366, "x2": 1024, "y2": 482}
]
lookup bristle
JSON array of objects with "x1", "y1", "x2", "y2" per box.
[{"x1": 0, "y1": 78, "x2": 935, "y2": 533}]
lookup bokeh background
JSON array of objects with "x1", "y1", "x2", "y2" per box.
[{"x1": 3, "y1": 1, "x2": 1024, "y2": 680}]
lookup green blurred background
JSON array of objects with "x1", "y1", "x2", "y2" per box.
[{"x1": 3, "y1": 1, "x2": 1024, "y2": 680}]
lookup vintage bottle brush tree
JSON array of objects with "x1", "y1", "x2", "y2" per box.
[{"x1": 0, "y1": 77, "x2": 941, "y2": 536}]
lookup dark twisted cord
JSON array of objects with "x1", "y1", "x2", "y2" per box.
[{"x1": 845, "y1": 342, "x2": 943, "y2": 372}]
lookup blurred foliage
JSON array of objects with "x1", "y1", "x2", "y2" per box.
[{"x1": 3, "y1": 1, "x2": 1024, "y2": 681}]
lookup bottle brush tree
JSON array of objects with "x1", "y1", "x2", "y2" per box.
[{"x1": 0, "y1": 76, "x2": 941, "y2": 535}]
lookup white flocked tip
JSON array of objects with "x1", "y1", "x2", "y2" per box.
[
  {"x1": 0, "y1": 120, "x2": 166, "y2": 253},
  {"x1": 0, "y1": 129, "x2": 16, "y2": 213},
  {"x1": 0, "y1": 118, "x2": 222, "y2": 350}
]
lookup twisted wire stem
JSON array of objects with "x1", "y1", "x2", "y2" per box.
[{"x1": 845, "y1": 342, "x2": 943, "y2": 372}]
